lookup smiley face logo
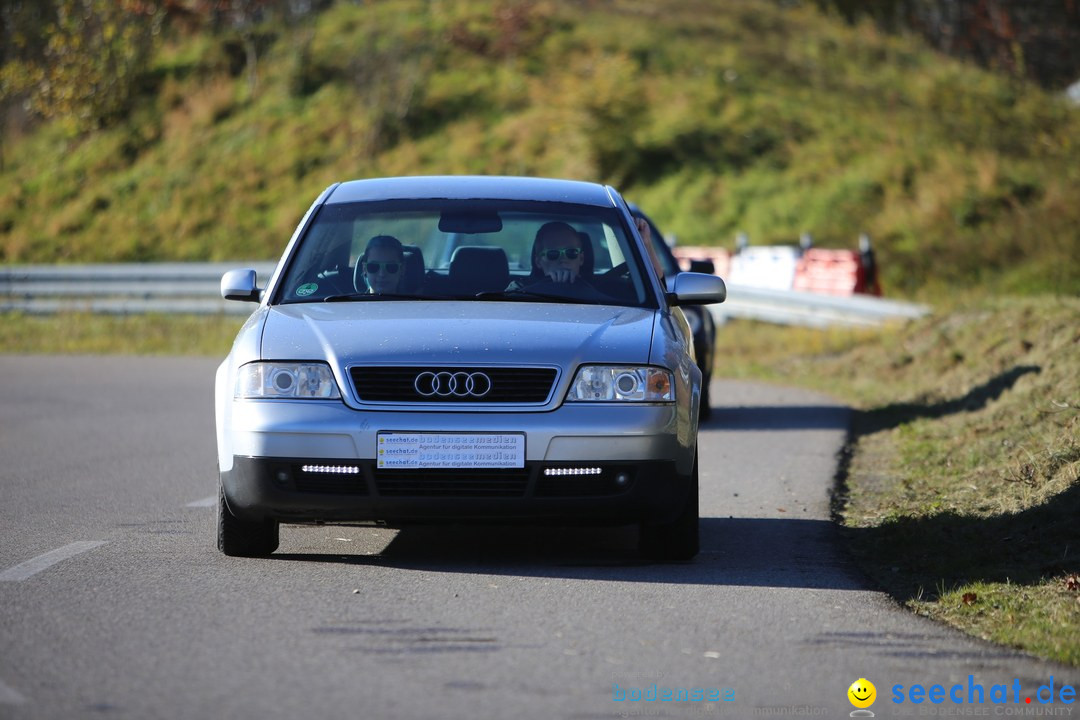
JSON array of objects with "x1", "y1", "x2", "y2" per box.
[{"x1": 847, "y1": 678, "x2": 876, "y2": 709}]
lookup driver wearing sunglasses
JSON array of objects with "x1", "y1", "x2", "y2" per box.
[
  {"x1": 359, "y1": 234, "x2": 405, "y2": 295},
  {"x1": 506, "y1": 222, "x2": 591, "y2": 292}
]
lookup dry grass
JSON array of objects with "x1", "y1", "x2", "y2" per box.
[{"x1": 0, "y1": 313, "x2": 243, "y2": 356}]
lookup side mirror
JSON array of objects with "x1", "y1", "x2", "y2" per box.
[
  {"x1": 220, "y1": 269, "x2": 260, "y2": 302},
  {"x1": 668, "y1": 272, "x2": 726, "y2": 306},
  {"x1": 688, "y1": 259, "x2": 715, "y2": 275}
]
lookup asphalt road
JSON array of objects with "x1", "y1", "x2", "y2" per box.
[{"x1": 0, "y1": 355, "x2": 1075, "y2": 719}]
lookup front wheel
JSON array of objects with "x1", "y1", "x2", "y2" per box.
[
  {"x1": 639, "y1": 453, "x2": 699, "y2": 561},
  {"x1": 217, "y1": 485, "x2": 279, "y2": 557}
]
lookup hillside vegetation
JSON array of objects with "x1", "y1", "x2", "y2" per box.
[{"x1": 1, "y1": 0, "x2": 1078, "y2": 297}]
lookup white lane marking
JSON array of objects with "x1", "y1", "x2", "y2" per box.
[
  {"x1": 0, "y1": 678, "x2": 27, "y2": 705},
  {"x1": 0, "y1": 541, "x2": 107, "y2": 582},
  {"x1": 186, "y1": 495, "x2": 217, "y2": 508}
]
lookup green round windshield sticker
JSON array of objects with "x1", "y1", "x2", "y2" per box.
[{"x1": 296, "y1": 283, "x2": 318, "y2": 297}]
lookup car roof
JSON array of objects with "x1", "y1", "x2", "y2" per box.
[{"x1": 324, "y1": 176, "x2": 620, "y2": 207}]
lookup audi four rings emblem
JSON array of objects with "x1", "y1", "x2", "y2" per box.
[{"x1": 414, "y1": 371, "x2": 493, "y2": 398}]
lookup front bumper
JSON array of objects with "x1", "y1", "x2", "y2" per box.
[
  {"x1": 219, "y1": 399, "x2": 695, "y2": 525},
  {"x1": 221, "y1": 456, "x2": 689, "y2": 525}
]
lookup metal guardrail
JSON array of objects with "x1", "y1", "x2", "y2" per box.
[
  {"x1": 1, "y1": 263, "x2": 929, "y2": 327},
  {"x1": 713, "y1": 283, "x2": 929, "y2": 328},
  {"x1": 1, "y1": 263, "x2": 278, "y2": 316}
]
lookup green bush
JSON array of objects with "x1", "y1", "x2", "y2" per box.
[{"x1": 1, "y1": 0, "x2": 1078, "y2": 295}]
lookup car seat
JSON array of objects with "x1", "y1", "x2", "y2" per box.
[
  {"x1": 448, "y1": 246, "x2": 510, "y2": 295},
  {"x1": 401, "y1": 245, "x2": 425, "y2": 293}
]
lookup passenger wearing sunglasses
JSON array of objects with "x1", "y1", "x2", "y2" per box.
[{"x1": 358, "y1": 235, "x2": 405, "y2": 295}]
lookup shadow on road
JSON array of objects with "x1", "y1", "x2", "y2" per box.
[
  {"x1": 271, "y1": 515, "x2": 865, "y2": 590},
  {"x1": 267, "y1": 397, "x2": 861, "y2": 587},
  {"x1": 702, "y1": 404, "x2": 849, "y2": 432}
]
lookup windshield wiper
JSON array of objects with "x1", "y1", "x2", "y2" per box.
[
  {"x1": 473, "y1": 289, "x2": 567, "y2": 303},
  {"x1": 322, "y1": 292, "x2": 425, "y2": 302}
]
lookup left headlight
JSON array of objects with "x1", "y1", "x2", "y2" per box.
[
  {"x1": 236, "y1": 362, "x2": 341, "y2": 399},
  {"x1": 566, "y1": 366, "x2": 674, "y2": 402}
]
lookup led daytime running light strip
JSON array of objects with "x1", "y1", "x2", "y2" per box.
[
  {"x1": 543, "y1": 467, "x2": 602, "y2": 476},
  {"x1": 302, "y1": 465, "x2": 361, "y2": 474}
]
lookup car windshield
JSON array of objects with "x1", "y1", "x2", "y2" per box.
[{"x1": 273, "y1": 199, "x2": 656, "y2": 308}]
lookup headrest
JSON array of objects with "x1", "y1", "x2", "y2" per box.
[
  {"x1": 449, "y1": 246, "x2": 509, "y2": 293},
  {"x1": 401, "y1": 245, "x2": 424, "y2": 293}
]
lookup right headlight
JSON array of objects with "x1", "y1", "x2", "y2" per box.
[
  {"x1": 566, "y1": 366, "x2": 674, "y2": 402},
  {"x1": 235, "y1": 362, "x2": 341, "y2": 399}
]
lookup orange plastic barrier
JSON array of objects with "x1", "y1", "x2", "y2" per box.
[
  {"x1": 793, "y1": 248, "x2": 880, "y2": 296},
  {"x1": 673, "y1": 243, "x2": 882, "y2": 296}
]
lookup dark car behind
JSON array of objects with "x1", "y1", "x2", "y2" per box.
[{"x1": 629, "y1": 205, "x2": 717, "y2": 420}]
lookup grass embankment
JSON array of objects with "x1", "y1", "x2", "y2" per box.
[
  {"x1": 721, "y1": 295, "x2": 1080, "y2": 666},
  {"x1": 0, "y1": 313, "x2": 242, "y2": 356},
  {"x1": 1, "y1": 0, "x2": 1079, "y2": 296}
]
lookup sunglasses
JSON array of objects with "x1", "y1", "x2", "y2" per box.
[
  {"x1": 365, "y1": 262, "x2": 400, "y2": 274},
  {"x1": 540, "y1": 247, "x2": 583, "y2": 261}
]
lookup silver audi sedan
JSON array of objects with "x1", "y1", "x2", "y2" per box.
[{"x1": 215, "y1": 176, "x2": 726, "y2": 560}]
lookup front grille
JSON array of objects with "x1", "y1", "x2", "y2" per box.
[
  {"x1": 374, "y1": 468, "x2": 530, "y2": 497},
  {"x1": 351, "y1": 366, "x2": 557, "y2": 404}
]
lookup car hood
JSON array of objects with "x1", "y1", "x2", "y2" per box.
[{"x1": 260, "y1": 301, "x2": 656, "y2": 367}]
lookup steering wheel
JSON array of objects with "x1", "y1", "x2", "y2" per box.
[
  {"x1": 602, "y1": 262, "x2": 631, "y2": 280},
  {"x1": 527, "y1": 277, "x2": 616, "y2": 303}
]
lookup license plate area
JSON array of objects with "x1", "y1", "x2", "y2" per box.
[{"x1": 376, "y1": 432, "x2": 525, "y2": 469}]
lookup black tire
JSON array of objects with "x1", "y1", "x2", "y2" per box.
[
  {"x1": 217, "y1": 486, "x2": 279, "y2": 557},
  {"x1": 639, "y1": 453, "x2": 699, "y2": 561}
]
